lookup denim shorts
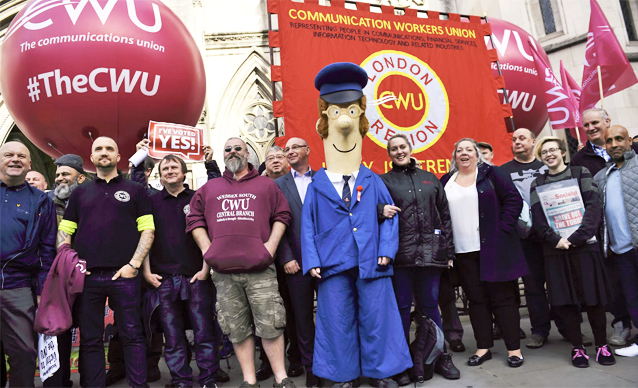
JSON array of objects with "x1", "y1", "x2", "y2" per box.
[{"x1": 212, "y1": 264, "x2": 286, "y2": 343}]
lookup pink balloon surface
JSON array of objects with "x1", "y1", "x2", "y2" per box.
[
  {"x1": 0, "y1": 0, "x2": 206, "y2": 170},
  {"x1": 486, "y1": 18, "x2": 551, "y2": 135}
]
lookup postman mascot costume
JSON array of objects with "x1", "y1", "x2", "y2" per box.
[{"x1": 301, "y1": 62, "x2": 412, "y2": 387}]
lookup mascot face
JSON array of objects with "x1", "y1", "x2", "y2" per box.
[{"x1": 323, "y1": 102, "x2": 363, "y2": 153}]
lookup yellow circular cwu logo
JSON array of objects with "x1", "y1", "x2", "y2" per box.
[{"x1": 361, "y1": 51, "x2": 449, "y2": 153}]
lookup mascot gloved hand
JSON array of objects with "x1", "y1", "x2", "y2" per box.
[{"x1": 300, "y1": 62, "x2": 413, "y2": 385}]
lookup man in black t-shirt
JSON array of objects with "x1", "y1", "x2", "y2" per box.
[
  {"x1": 58, "y1": 137, "x2": 154, "y2": 388},
  {"x1": 501, "y1": 128, "x2": 572, "y2": 349}
]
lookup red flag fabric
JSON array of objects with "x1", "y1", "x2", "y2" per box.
[
  {"x1": 580, "y1": 0, "x2": 637, "y2": 112},
  {"x1": 529, "y1": 44, "x2": 578, "y2": 130},
  {"x1": 269, "y1": 0, "x2": 511, "y2": 174},
  {"x1": 559, "y1": 61, "x2": 587, "y2": 141}
]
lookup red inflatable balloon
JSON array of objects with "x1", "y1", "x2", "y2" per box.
[
  {"x1": 486, "y1": 18, "x2": 551, "y2": 135},
  {"x1": 0, "y1": 0, "x2": 205, "y2": 170}
]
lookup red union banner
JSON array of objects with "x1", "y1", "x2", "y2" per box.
[
  {"x1": 148, "y1": 121, "x2": 204, "y2": 161},
  {"x1": 268, "y1": 0, "x2": 512, "y2": 174},
  {"x1": 0, "y1": 0, "x2": 206, "y2": 171}
]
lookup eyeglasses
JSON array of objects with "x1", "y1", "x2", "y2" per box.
[
  {"x1": 322, "y1": 104, "x2": 363, "y2": 120},
  {"x1": 540, "y1": 147, "x2": 561, "y2": 156},
  {"x1": 224, "y1": 145, "x2": 243, "y2": 153},
  {"x1": 284, "y1": 144, "x2": 307, "y2": 154},
  {"x1": 266, "y1": 154, "x2": 286, "y2": 162}
]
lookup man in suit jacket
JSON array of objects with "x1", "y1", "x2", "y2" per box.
[{"x1": 275, "y1": 137, "x2": 321, "y2": 387}]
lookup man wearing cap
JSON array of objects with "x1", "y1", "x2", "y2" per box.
[
  {"x1": 477, "y1": 142, "x2": 494, "y2": 165},
  {"x1": 302, "y1": 63, "x2": 411, "y2": 388},
  {"x1": 41, "y1": 154, "x2": 87, "y2": 388},
  {"x1": 0, "y1": 141, "x2": 57, "y2": 387},
  {"x1": 57, "y1": 136, "x2": 155, "y2": 388}
]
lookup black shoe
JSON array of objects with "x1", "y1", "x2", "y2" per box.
[
  {"x1": 105, "y1": 369, "x2": 126, "y2": 387},
  {"x1": 595, "y1": 345, "x2": 616, "y2": 366},
  {"x1": 519, "y1": 328, "x2": 527, "y2": 339},
  {"x1": 288, "y1": 362, "x2": 305, "y2": 377},
  {"x1": 215, "y1": 369, "x2": 230, "y2": 383},
  {"x1": 422, "y1": 362, "x2": 434, "y2": 382},
  {"x1": 147, "y1": 366, "x2": 162, "y2": 383},
  {"x1": 571, "y1": 347, "x2": 590, "y2": 368},
  {"x1": 306, "y1": 370, "x2": 322, "y2": 387},
  {"x1": 274, "y1": 377, "x2": 297, "y2": 388},
  {"x1": 468, "y1": 350, "x2": 492, "y2": 366},
  {"x1": 434, "y1": 353, "x2": 460, "y2": 379},
  {"x1": 203, "y1": 381, "x2": 218, "y2": 388},
  {"x1": 449, "y1": 339, "x2": 465, "y2": 353},
  {"x1": 165, "y1": 382, "x2": 193, "y2": 388},
  {"x1": 368, "y1": 377, "x2": 398, "y2": 388},
  {"x1": 492, "y1": 323, "x2": 502, "y2": 340},
  {"x1": 256, "y1": 362, "x2": 273, "y2": 381},
  {"x1": 507, "y1": 355, "x2": 524, "y2": 368},
  {"x1": 391, "y1": 371, "x2": 411, "y2": 386}
]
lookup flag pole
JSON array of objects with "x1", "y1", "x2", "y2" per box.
[
  {"x1": 597, "y1": 65, "x2": 605, "y2": 109},
  {"x1": 575, "y1": 128, "x2": 582, "y2": 146}
]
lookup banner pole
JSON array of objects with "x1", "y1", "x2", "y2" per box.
[
  {"x1": 575, "y1": 127, "x2": 582, "y2": 145},
  {"x1": 597, "y1": 65, "x2": 605, "y2": 110},
  {"x1": 484, "y1": 13, "x2": 516, "y2": 132},
  {"x1": 268, "y1": 12, "x2": 279, "y2": 138}
]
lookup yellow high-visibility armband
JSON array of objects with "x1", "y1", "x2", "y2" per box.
[
  {"x1": 59, "y1": 220, "x2": 77, "y2": 235},
  {"x1": 136, "y1": 214, "x2": 155, "y2": 231}
]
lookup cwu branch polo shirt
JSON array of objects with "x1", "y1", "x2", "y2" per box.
[{"x1": 59, "y1": 174, "x2": 154, "y2": 270}]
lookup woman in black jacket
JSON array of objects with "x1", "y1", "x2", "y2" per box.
[
  {"x1": 380, "y1": 134, "x2": 458, "y2": 384},
  {"x1": 530, "y1": 136, "x2": 613, "y2": 368}
]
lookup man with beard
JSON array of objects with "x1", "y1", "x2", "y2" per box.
[
  {"x1": 58, "y1": 136, "x2": 154, "y2": 387},
  {"x1": 0, "y1": 141, "x2": 56, "y2": 387},
  {"x1": 41, "y1": 154, "x2": 86, "y2": 388},
  {"x1": 594, "y1": 125, "x2": 638, "y2": 357},
  {"x1": 187, "y1": 137, "x2": 295, "y2": 388}
]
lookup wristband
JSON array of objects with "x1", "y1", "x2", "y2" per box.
[{"x1": 128, "y1": 262, "x2": 139, "y2": 270}]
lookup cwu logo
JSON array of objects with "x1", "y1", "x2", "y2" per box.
[
  {"x1": 361, "y1": 51, "x2": 449, "y2": 153},
  {"x1": 183, "y1": 204, "x2": 190, "y2": 215}
]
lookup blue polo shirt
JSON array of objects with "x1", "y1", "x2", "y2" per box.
[
  {"x1": 0, "y1": 182, "x2": 34, "y2": 260},
  {"x1": 59, "y1": 174, "x2": 154, "y2": 269},
  {"x1": 605, "y1": 167, "x2": 633, "y2": 254}
]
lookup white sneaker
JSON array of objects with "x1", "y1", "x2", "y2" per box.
[
  {"x1": 614, "y1": 343, "x2": 638, "y2": 357},
  {"x1": 609, "y1": 322, "x2": 631, "y2": 346}
]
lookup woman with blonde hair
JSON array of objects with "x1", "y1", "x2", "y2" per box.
[
  {"x1": 440, "y1": 138, "x2": 528, "y2": 368},
  {"x1": 529, "y1": 136, "x2": 613, "y2": 368}
]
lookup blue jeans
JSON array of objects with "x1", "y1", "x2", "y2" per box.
[
  {"x1": 77, "y1": 271, "x2": 147, "y2": 388},
  {"x1": 392, "y1": 266, "x2": 442, "y2": 345},
  {"x1": 612, "y1": 249, "x2": 638, "y2": 342},
  {"x1": 157, "y1": 275, "x2": 219, "y2": 386}
]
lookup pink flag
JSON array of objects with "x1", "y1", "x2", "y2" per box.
[
  {"x1": 559, "y1": 61, "x2": 586, "y2": 141},
  {"x1": 529, "y1": 43, "x2": 578, "y2": 130},
  {"x1": 580, "y1": 0, "x2": 638, "y2": 112}
]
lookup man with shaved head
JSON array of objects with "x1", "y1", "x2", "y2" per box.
[
  {"x1": 573, "y1": 110, "x2": 637, "y2": 346},
  {"x1": 26, "y1": 170, "x2": 48, "y2": 191},
  {"x1": 500, "y1": 128, "x2": 573, "y2": 349},
  {"x1": 0, "y1": 141, "x2": 57, "y2": 387},
  {"x1": 58, "y1": 136, "x2": 155, "y2": 387},
  {"x1": 594, "y1": 125, "x2": 638, "y2": 358},
  {"x1": 274, "y1": 137, "x2": 321, "y2": 387}
]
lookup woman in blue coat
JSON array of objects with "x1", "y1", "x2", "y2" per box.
[{"x1": 440, "y1": 138, "x2": 528, "y2": 368}]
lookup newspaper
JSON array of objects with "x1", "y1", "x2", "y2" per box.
[
  {"x1": 536, "y1": 178, "x2": 595, "y2": 242},
  {"x1": 38, "y1": 334, "x2": 59, "y2": 382}
]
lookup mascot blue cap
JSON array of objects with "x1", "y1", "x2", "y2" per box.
[{"x1": 315, "y1": 62, "x2": 368, "y2": 105}]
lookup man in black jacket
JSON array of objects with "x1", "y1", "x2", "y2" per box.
[
  {"x1": 570, "y1": 108, "x2": 635, "y2": 346},
  {"x1": 275, "y1": 137, "x2": 321, "y2": 388}
]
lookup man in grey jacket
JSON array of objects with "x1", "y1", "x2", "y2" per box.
[{"x1": 593, "y1": 125, "x2": 638, "y2": 357}]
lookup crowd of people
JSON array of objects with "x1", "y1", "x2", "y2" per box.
[{"x1": 1, "y1": 106, "x2": 638, "y2": 388}]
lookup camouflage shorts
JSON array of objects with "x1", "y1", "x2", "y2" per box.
[{"x1": 211, "y1": 264, "x2": 286, "y2": 343}]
